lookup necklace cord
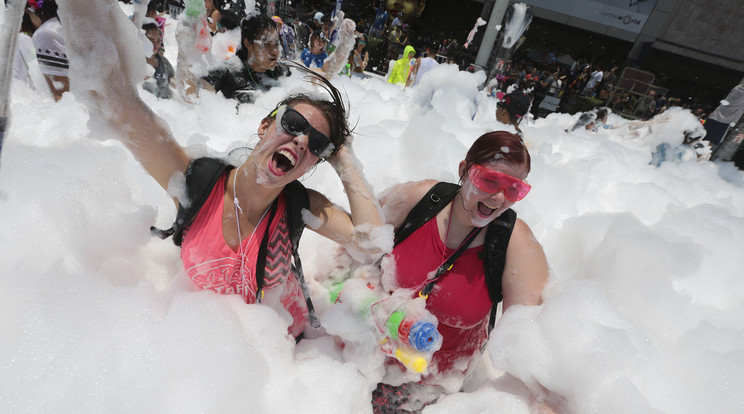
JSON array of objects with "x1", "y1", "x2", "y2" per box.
[
  {"x1": 233, "y1": 167, "x2": 271, "y2": 302},
  {"x1": 420, "y1": 203, "x2": 482, "y2": 298}
]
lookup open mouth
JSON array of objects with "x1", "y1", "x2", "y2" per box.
[
  {"x1": 477, "y1": 201, "x2": 497, "y2": 217},
  {"x1": 271, "y1": 149, "x2": 296, "y2": 175}
]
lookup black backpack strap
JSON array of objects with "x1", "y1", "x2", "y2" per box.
[
  {"x1": 394, "y1": 182, "x2": 460, "y2": 245},
  {"x1": 254, "y1": 198, "x2": 280, "y2": 302},
  {"x1": 252, "y1": 180, "x2": 320, "y2": 329},
  {"x1": 419, "y1": 225, "x2": 483, "y2": 298},
  {"x1": 150, "y1": 157, "x2": 232, "y2": 246},
  {"x1": 282, "y1": 181, "x2": 320, "y2": 328},
  {"x1": 480, "y1": 208, "x2": 517, "y2": 334}
]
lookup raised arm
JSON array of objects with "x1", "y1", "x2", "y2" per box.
[
  {"x1": 319, "y1": 15, "x2": 356, "y2": 79},
  {"x1": 60, "y1": 0, "x2": 190, "y2": 192},
  {"x1": 306, "y1": 143, "x2": 388, "y2": 258}
]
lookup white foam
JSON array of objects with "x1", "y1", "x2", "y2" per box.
[{"x1": 1, "y1": 2, "x2": 743, "y2": 413}]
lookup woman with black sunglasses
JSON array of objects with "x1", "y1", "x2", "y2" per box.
[
  {"x1": 61, "y1": 0, "x2": 384, "y2": 340},
  {"x1": 371, "y1": 131, "x2": 553, "y2": 412}
]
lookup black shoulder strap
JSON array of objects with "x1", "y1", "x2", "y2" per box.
[
  {"x1": 481, "y1": 208, "x2": 517, "y2": 333},
  {"x1": 150, "y1": 157, "x2": 232, "y2": 246},
  {"x1": 394, "y1": 182, "x2": 460, "y2": 245},
  {"x1": 283, "y1": 180, "x2": 321, "y2": 328},
  {"x1": 253, "y1": 180, "x2": 320, "y2": 329},
  {"x1": 282, "y1": 180, "x2": 310, "y2": 248}
]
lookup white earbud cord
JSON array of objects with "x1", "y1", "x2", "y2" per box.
[{"x1": 233, "y1": 166, "x2": 271, "y2": 301}]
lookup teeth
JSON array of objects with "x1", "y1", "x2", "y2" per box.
[
  {"x1": 482, "y1": 202, "x2": 497, "y2": 209},
  {"x1": 277, "y1": 149, "x2": 296, "y2": 167}
]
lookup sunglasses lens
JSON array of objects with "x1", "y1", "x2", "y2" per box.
[
  {"x1": 280, "y1": 107, "x2": 335, "y2": 159},
  {"x1": 281, "y1": 109, "x2": 309, "y2": 135},
  {"x1": 308, "y1": 132, "x2": 335, "y2": 159}
]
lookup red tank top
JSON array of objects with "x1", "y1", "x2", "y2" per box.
[
  {"x1": 390, "y1": 217, "x2": 491, "y2": 374},
  {"x1": 180, "y1": 174, "x2": 308, "y2": 337}
]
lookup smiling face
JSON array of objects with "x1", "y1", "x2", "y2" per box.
[
  {"x1": 245, "y1": 28, "x2": 281, "y2": 72},
  {"x1": 457, "y1": 159, "x2": 528, "y2": 228},
  {"x1": 252, "y1": 103, "x2": 331, "y2": 187}
]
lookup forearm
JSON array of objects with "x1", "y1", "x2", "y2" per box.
[
  {"x1": 320, "y1": 17, "x2": 356, "y2": 79},
  {"x1": 44, "y1": 75, "x2": 68, "y2": 101},
  {"x1": 315, "y1": 142, "x2": 392, "y2": 260},
  {"x1": 59, "y1": 0, "x2": 189, "y2": 190},
  {"x1": 329, "y1": 144, "x2": 382, "y2": 228}
]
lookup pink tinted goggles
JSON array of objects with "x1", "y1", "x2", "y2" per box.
[{"x1": 468, "y1": 164, "x2": 531, "y2": 202}]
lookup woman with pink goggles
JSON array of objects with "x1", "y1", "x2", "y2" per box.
[{"x1": 373, "y1": 131, "x2": 552, "y2": 412}]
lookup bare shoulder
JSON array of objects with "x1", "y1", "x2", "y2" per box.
[
  {"x1": 379, "y1": 179, "x2": 439, "y2": 228},
  {"x1": 502, "y1": 218, "x2": 549, "y2": 310},
  {"x1": 306, "y1": 188, "x2": 333, "y2": 214},
  {"x1": 511, "y1": 218, "x2": 539, "y2": 245}
]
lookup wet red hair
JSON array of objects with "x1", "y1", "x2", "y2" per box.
[{"x1": 463, "y1": 131, "x2": 531, "y2": 176}]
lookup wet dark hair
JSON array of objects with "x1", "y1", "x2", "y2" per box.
[
  {"x1": 595, "y1": 107, "x2": 610, "y2": 123},
  {"x1": 21, "y1": 10, "x2": 37, "y2": 35},
  {"x1": 142, "y1": 22, "x2": 159, "y2": 32},
  {"x1": 220, "y1": 9, "x2": 240, "y2": 30},
  {"x1": 309, "y1": 32, "x2": 326, "y2": 48},
  {"x1": 38, "y1": 0, "x2": 58, "y2": 22},
  {"x1": 235, "y1": 13, "x2": 277, "y2": 61},
  {"x1": 498, "y1": 103, "x2": 521, "y2": 126},
  {"x1": 264, "y1": 63, "x2": 351, "y2": 155},
  {"x1": 462, "y1": 131, "x2": 531, "y2": 179}
]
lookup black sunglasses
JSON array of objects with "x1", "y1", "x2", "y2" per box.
[{"x1": 273, "y1": 105, "x2": 336, "y2": 159}]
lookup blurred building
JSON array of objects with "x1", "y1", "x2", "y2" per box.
[{"x1": 489, "y1": 0, "x2": 743, "y2": 107}]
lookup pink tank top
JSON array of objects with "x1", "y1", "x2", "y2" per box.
[
  {"x1": 180, "y1": 174, "x2": 308, "y2": 337},
  {"x1": 390, "y1": 217, "x2": 491, "y2": 374}
]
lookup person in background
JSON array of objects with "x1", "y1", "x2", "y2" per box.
[
  {"x1": 496, "y1": 90, "x2": 531, "y2": 137},
  {"x1": 320, "y1": 14, "x2": 338, "y2": 54},
  {"x1": 201, "y1": 13, "x2": 289, "y2": 103},
  {"x1": 368, "y1": 4, "x2": 388, "y2": 38},
  {"x1": 546, "y1": 69, "x2": 563, "y2": 97},
  {"x1": 300, "y1": 32, "x2": 329, "y2": 69},
  {"x1": 13, "y1": 4, "x2": 42, "y2": 89},
  {"x1": 348, "y1": 34, "x2": 369, "y2": 78},
  {"x1": 387, "y1": 44, "x2": 415, "y2": 85},
  {"x1": 581, "y1": 65, "x2": 603, "y2": 97},
  {"x1": 405, "y1": 54, "x2": 438, "y2": 87},
  {"x1": 205, "y1": 0, "x2": 223, "y2": 35},
  {"x1": 32, "y1": 0, "x2": 69, "y2": 101},
  {"x1": 273, "y1": 15, "x2": 296, "y2": 60},
  {"x1": 142, "y1": 21, "x2": 175, "y2": 99},
  {"x1": 145, "y1": 0, "x2": 166, "y2": 54}
]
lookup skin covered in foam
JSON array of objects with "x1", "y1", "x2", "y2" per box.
[
  {"x1": 459, "y1": 177, "x2": 500, "y2": 228},
  {"x1": 59, "y1": 0, "x2": 181, "y2": 167},
  {"x1": 317, "y1": 12, "x2": 357, "y2": 79},
  {"x1": 248, "y1": 31, "x2": 280, "y2": 71},
  {"x1": 301, "y1": 137, "x2": 392, "y2": 262}
]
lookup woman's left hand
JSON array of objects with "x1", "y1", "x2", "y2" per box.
[{"x1": 327, "y1": 142, "x2": 353, "y2": 170}]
